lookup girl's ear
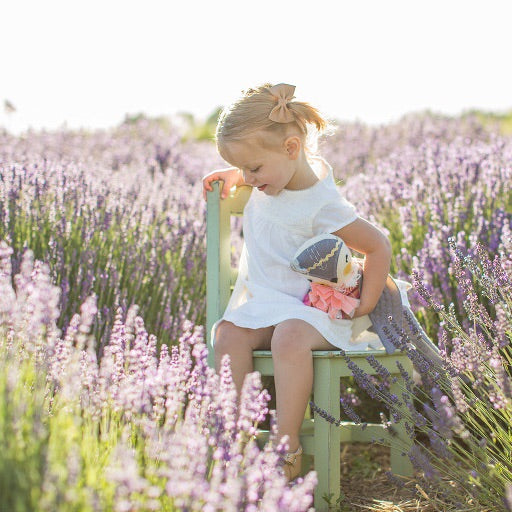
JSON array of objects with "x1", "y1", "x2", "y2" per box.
[{"x1": 284, "y1": 136, "x2": 301, "y2": 159}]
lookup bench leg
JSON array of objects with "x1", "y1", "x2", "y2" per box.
[
  {"x1": 313, "y1": 361, "x2": 341, "y2": 510},
  {"x1": 389, "y1": 372, "x2": 414, "y2": 477}
]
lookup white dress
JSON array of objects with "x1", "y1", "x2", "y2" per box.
[{"x1": 220, "y1": 156, "x2": 386, "y2": 351}]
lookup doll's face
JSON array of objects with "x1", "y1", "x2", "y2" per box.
[
  {"x1": 291, "y1": 234, "x2": 360, "y2": 289},
  {"x1": 307, "y1": 260, "x2": 360, "y2": 289}
]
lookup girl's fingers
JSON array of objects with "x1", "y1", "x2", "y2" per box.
[
  {"x1": 202, "y1": 167, "x2": 239, "y2": 200},
  {"x1": 202, "y1": 175, "x2": 223, "y2": 200},
  {"x1": 203, "y1": 173, "x2": 222, "y2": 187}
]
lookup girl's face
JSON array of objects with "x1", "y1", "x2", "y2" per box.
[{"x1": 220, "y1": 137, "x2": 300, "y2": 196}]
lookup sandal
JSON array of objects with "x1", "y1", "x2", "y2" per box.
[{"x1": 281, "y1": 445, "x2": 303, "y2": 481}]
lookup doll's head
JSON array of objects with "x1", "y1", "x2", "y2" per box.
[
  {"x1": 215, "y1": 83, "x2": 331, "y2": 159},
  {"x1": 290, "y1": 234, "x2": 361, "y2": 289}
]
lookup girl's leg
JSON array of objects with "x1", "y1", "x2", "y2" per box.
[
  {"x1": 271, "y1": 319, "x2": 337, "y2": 453},
  {"x1": 214, "y1": 320, "x2": 273, "y2": 395}
]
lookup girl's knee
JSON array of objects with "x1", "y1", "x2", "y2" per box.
[
  {"x1": 213, "y1": 320, "x2": 239, "y2": 353},
  {"x1": 271, "y1": 320, "x2": 311, "y2": 357},
  {"x1": 214, "y1": 321, "x2": 273, "y2": 356}
]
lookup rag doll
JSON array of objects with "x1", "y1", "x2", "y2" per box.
[
  {"x1": 290, "y1": 234, "x2": 362, "y2": 320},
  {"x1": 290, "y1": 233, "x2": 443, "y2": 363}
]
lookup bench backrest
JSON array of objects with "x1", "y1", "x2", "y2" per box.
[{"x1": 206, "y1": 182, "x2": 252, "y2": 365}]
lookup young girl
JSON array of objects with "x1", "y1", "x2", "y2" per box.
[{"x1": 202, "y1": 83, "x2": 392, "y2": 480}]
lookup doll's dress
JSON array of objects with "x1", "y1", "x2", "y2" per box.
[{"x1": 215, "y1": 156, "x2": 410, "y2": 351}]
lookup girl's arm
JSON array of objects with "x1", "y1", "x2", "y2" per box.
[
  {"x1": 202, "y1": 167, "x2": 246, "y2": 200},
  {"x1": 331, "y1": 218, "x2": 391, "y2": 318}
]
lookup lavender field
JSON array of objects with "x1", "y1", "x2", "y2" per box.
[{"x1": 0, "y1": 112, "x2": 511, "y2": 511}]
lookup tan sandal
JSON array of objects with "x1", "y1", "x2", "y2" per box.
[{"x1": 281, "y1": 445, "x2": 303, "y2": 481}]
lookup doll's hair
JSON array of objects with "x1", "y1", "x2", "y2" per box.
[{"x1": 215, "y1": 83, "x2": 332, "y2": 155}]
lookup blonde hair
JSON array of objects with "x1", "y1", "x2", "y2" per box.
[{"x1": 215, "y1": 83, "x2": 332, "y2": 154}]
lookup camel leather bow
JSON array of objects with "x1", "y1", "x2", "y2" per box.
[{"x1": 268, "y1": 83, "x2": 296, "y2": 123}]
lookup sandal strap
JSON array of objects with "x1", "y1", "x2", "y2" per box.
[{"x1": 283, "y1": 445, "x2": 303, "y2": 465}]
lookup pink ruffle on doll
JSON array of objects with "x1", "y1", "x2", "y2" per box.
[{"x1": 290, "y1": 234, "x2": 363, "y2": 320}]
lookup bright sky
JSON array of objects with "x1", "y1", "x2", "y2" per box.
[{"x1": 2, "y1": 0, "x2": 512, "y2": 134}]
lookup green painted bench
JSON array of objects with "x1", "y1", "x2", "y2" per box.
[{"x1": 206, "y1": 182, "x2": 413, "y2": 508}]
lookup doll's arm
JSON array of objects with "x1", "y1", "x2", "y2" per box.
[
  {"x1": 331, "y1": 217, "x2": 391, "y2": 317},
  {"x1": 202, "y1": 167, "x2": 246, "y2": 200}
]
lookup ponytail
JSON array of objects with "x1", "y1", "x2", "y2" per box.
[{"x1": 216, "y1": 83, "x2": 332, "y2": 154}]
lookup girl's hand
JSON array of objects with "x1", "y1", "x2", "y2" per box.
[{"x1": 202, "y1": 167, "x2": 243, "y2": 200}]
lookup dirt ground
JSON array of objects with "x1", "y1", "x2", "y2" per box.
[{"x1": 308, "y1": 443, "x2": 490, "y2": 512}]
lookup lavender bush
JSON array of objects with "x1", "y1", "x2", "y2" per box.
[
  {"x1": 316, "y1": 113, "x2": 511, "y2": 508},
  {"x1": 1, "y1": 114, "x2": 509, "y2": 350},
  {"x1": 0, "y1": 118, "x2": 224, "y2": 349},
  {"x1": 2, "y1": 111, "x2": 511, "y2": 509},
  {"x1": 0, "y1": 241, "x2": 317, "y2": 511},
  {"x1": 320, "y1": 111, "x2": 497, "y2": 181},
  {"x1": 406, "y1": 240, "x2": 511, "y2": 506},
  {"x1": 320, "y1": 240, "x2": 511, "y2": 510},
  {"x1": 331, "y1": 133, "x2": 512, "y2": 339},
  {"x1": 319, "y1": 115, "x2": 511, "y2": 429}
]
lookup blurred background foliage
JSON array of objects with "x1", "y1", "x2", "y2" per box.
[{"x1": 171, "y1": 106, "x2": 512, "y2": 142}]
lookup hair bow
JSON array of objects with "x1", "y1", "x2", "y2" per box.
[{"x1": 268, "y1": 83, "x2": 296, "y2": 123}]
